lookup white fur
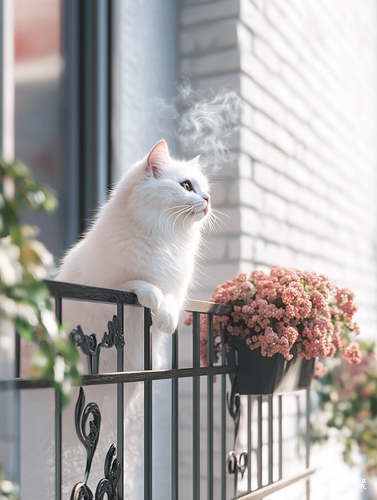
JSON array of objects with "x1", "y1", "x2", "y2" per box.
[
  {"x1": 58, "y1": 141, "x2": 209, "y2": 342},
  {"x1": 52, "y1": 141, "x2": 211, "y2": 498}
]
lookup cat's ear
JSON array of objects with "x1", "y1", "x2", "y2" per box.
[
  {"x1": 189, "y1": 155, "x2": 202, "y2": 169},
  {"x1": 147, "y1": 140, "x2": 170, "y2": 178}
]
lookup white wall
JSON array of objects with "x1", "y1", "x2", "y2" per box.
[{"x1": 181, "y1": 0, "x2": 377, "y2": 338}]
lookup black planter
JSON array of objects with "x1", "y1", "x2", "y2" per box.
[{"x1": 226, "y1": 338, "x2": 316, "y2": 395}]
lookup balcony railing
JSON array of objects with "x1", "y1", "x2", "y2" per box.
[{"x1": 0, "y1": 280, "x2": 315, "y2": 499}]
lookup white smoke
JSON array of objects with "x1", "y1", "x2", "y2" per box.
[{"x1": 153, "y1": 83, "x2": 242, "y2": 171}]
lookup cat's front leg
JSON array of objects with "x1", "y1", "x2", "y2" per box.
[
  {"x1": 124, "y1": 280, "x2": 163, "y2": 310},
  {"x1": 153, "y1": 294, "x2": 179, "y2": 334},
  {"x1": 124, "y1": 281, "x2": 179, "y2": 334}
]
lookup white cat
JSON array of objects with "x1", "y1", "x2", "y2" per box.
[
  {"x1": 54, "y1": 140, "x2": 211, "y2": 499},
  {"x1": 59, "y1": 139, "x2": 208, "y2": 332}
]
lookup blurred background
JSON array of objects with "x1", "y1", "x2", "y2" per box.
[{"x1": 2, "y1": 0, "x2": 377, "y2": 499}]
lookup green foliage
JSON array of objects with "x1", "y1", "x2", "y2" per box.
[
  {"x1": 0, "y1": 157, "x2": 82, "y2": 408},
  {"x1": 0, "y1": 464, "x2": 20, "y2": 500},
  {"x1": 312, "y1": 341, "x2": 377, "y2": 475}
]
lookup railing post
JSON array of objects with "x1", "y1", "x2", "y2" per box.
[
  {"x1": 278, "y1": 395, "x2": 283, "y2": 480},
  {"x1": 268, "y1": 395, "x2": 273, "y2": 485},
  {"x1": 207, "y1": 314, "x2": 214, "y2": 500},
  {"x1": 55, "y1": 297, "x2": 62, "y2": 500},
  {"x1": 193, "y1": 312, "x2": 200, "y2": 500},
  {"x1": 144, "y1": 308, "x2": 153, "y2": 500},
  {"x1": 257, "y1": 396, "x2": 262, "y2": 489},
  {"x1": 221, "y1": 323, "x2": 227, "y2": 500},
  {"x1": 247, "y1": 395, "x2": 252, "y2": 492},
  {"x1": 117, "y1": 303, "x2": 124, "y2": 500},
  {"x1": 306, "y1": 388, "x2": 311, "y2": 500},
  {"x1": 172, "y1": 327, "x2": 179, "y2": 500}
]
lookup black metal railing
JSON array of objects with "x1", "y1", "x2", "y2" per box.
[{"x1": 0, "y1": 280, "x2": 315, "y2": 499}]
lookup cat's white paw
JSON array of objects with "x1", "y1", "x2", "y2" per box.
[
  {"x1": 136, "y1": 287, "x2": 163, "y2": 310},
  {"x1": 153, "y1": 308, "x2": 178, "y2": 334}
]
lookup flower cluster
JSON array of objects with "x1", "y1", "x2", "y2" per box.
[
  {"x1": 185, "y1": 266, "x2": 361, "y2": 367},
  {"x1": 313, "y1": 342, "x2": 377, "y2": 475},
  {"x1": 313, "y1": 361, "x2": 329, "y2": 380}
]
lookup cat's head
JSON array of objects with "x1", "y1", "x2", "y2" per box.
[{"x1": 124, "y1": 140, "x2": 211, "y2": 234}]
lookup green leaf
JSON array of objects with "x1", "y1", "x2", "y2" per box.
[{"x1": 0, "y1": 156, "x2": 81, "y2": 407}]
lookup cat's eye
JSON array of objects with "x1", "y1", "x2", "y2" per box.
[{"x1": 181, "y1": 180, "x2": 193, "y2": 192}]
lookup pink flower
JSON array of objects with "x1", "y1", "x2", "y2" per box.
[
  {"x1": 313, "y1": 361, "x2": 328, "y2": 379},
  {"x1": 342, "y1": 343, "x2": 362, "y2": 364},
  {"x1": 185, "y1": 266, "x2": 361, "y2": 366}
]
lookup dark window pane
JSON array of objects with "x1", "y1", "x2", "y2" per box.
[{"x1": 14, "y1": 0, "x2": 66, "y2": 261}]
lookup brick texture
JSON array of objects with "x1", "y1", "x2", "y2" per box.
[
  {"x1": 181, "y1": 0, "x2": 377, "y2": 339},
  {"x1": 179, "y1": 0, "x2": 377, "y2": 498}
]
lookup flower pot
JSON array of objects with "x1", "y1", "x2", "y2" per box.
[{"x1": 226, "y1": 338, "x2": 316, "y2": 395}]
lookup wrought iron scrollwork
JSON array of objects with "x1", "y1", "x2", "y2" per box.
[
  {"x1": 70, "y1": 483, "x2": 92, "y2": 500},
  {"x1": 95, "y1": 444, "x2": 121, "y2": 500},
  {"x1": 70, "y1": 388, "x2": 121, "y2": 500},
  {"x1": 227, "y1": 376, "x2": 248, "y2": 496},
  {"x1": 74, "y1": 387, "x2": 101, "y2": 483},
  {"x1": 70, "y1": 315, "x2": 124, "y2": 374}
]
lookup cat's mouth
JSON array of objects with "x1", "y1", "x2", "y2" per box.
[{"x1": 192, "y1": 205, "x2": 209, "y2": 221}]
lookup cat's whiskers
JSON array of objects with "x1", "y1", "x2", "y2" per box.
[
  {"x1": 208, "y1": 211, "x2": 223, "y2": 230},
  {"x1": 210, "y1": 211, "x2": 226, "y2": 225},
  {"x1": 203, "y1": 218, "x2": 214, "y2": 236},
  {"x1": 172, "y1": 206, "x2": 192, "y2": 233},
  {"x1": 211, "y1": 208, "x2": 229, "y2": 219},
  {"x1": 202, "y1": 211, "x2": 219, "y2": 235},
  {"x1": 182, "y1": 206, "x2": 195, "y2": 235},
  {"x1": 209, "y1": 217, "x2": 221, "y2": 232},
  {"x1": 166, "y1": 206, "x2": 190, "y2": 223},
  {"x1": 161, "y1": 205, "x2": 187, "y2": 217}
]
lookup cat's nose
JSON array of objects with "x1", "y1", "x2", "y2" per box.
[{"x1": 203, "y1": 195, "x2": 210, "y2": 204}]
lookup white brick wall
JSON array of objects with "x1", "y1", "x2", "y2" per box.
[
  {"x1": 180, "y1": 0, "x2": 377, "y2": 498},
  {"x1": 182, "y1": 0, "x2": 377, "y2": 338}
]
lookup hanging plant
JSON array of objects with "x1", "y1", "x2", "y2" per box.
[
  {"x1": 313, "y1": 341, "x2": 377, "y2": 476},
  {"x1": 185, "y1": 266, "x2": 361, "y2": 394}
]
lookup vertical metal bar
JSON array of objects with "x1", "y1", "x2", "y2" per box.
[
  {"x1": 306, "y1": 388, "x2": 311, "y2": 500},
  {"x1": 172, "y1": 327, "x2": 179, "y2": 500},
  {"x1": 84, "y1": 0, "x2": 109, "y2": 210},
  {"x1": 144, "y1": 308, "x2": 153, "y2": 500},
  {"x1": 207, "y1": 314, "x2": 214, "y2": 500},
  {"x1": 193, "y1": 312, "x2": 200, "y2": 500},
  {"x1": 117, "y1": 303, "x2": 124, "y2": 500},
  {"x1": 247, "y1": 395, "x2": 252, "y2": 492},
  {"x1": 1, "y1": 2, "x2": 17, "y2": 483},
  {"x1": 61, "y1": 0, "x2": 80, "y2": 246},
  {"x1": 268, "y1": 395, "x2": 273, "y2": 485},
  {"x1": 55, "y1": 390, "x2": 62, "y2": 500},
  {"x1": 55, "y1": 296, "x2": 62, "y2": 325},
  {"x1": 221, "y1": 324, "x2": 226, "y2": 500},
  {"x1": 62, "y1": 0, "x2": 111, "y2": 238},
  {"x1": 14, "y1": 331, "x2": 20, "y2": 484},
  {"x1": 257, "y1": 396, "x2": 262, "y2": 489},
  {"x1": 95, "y1": 0, "x2": 109, "y2": 205},
  {"x1": 278, "y1": 395, "x2": 282, "y2": 480},
  {"x1": 55, "y1": 297, "x2": 62, "y2": 500},
  {"x1": 14, "y1": 333, "x2": 20, "y2": 379},
  {"x1": 296, "y1": 394, "x2": 301, "y2": 458}
]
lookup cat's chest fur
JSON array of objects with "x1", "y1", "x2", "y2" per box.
[
  {"x1": 66, "y1": 220, "x2": 198, "y2": 297},
  {"x1": 116, "y1": 231, "x2": 197, "y2": 295}
]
